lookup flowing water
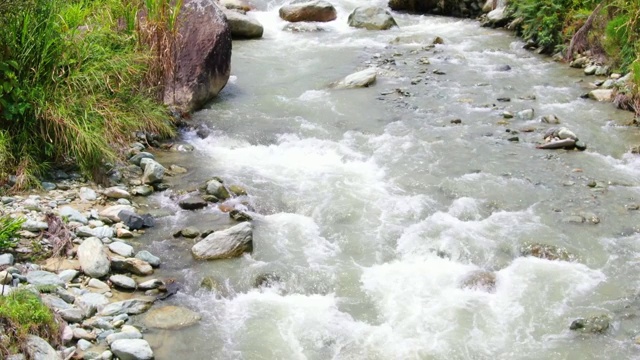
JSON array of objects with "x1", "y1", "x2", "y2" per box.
[{"x1": 135, "y1": 1, "x2": 640, "y2": 359}]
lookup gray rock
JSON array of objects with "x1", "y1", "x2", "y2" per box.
[
  {"x1": 100, "y1": 205, "x2": 135, "y2": 222},
  {"x1": 0, "y1": 253, "x2": 14, "y2": 266},
  {"x1": 179, "y1": 195, "x2": 209, "y2": 210},
  {"x1": 27, "y1": 270, "x2": 65, "y2": 287},
  {"x1": 225, "y1": 9, "x2": 264, "y2": 39},
  {"x1": 59, "y1": 307, "x2": 85, "y2": 323},
  {"x1": 22, "y1": 220, "x2": 48, "y2": 232},
  {"x1": 141, "y1": 159, "x2": 165, "y2": 185},
  {"x1": 75, "y1": 292, "x2": 110, "y2": 318},
  {"x1": 88, "y1": 278, "x2": 111, "y2": 292},
  {"x1": 283, "y1": 22, "x2": 325, "y2": 32},
  {"x1": 584, "y1": 65, "x2": 597, "y2": 75},
  {"x1": 179, "y1": 227, "x2": 200, "y2": 238},
  {"x1": 77, "y1": 339, "x2": 92, "y2": 351},
  {"x1": 73, "y1": 327, "x2": 96, "y2": 341},
  {"x1": 192, "y1": 222, "x2": 253, "y2": 260},
  {"x1": 333, "y1": 68, "x2": 377, "y2": 89},
  {"x1": 77, "y1": 225, "x2": 114, "y2": 239},
  {"x1": 110, "y1": 274, "x2": 137, "y2": 290},
  {"x1": 59, "y1": 206, "x2": 88, "y2": 224},
  {"x1": 25, "y1": 335, "x2": 62, "y2": 360},
  {"x1": 131, "y1": 185, "x2": 154, "y2": 197},
  {"x1": 129, "y1": 152, "x2": 155, "y2": 166},
  {"x1": 206, "y1": 179, "x2": 231, "y2": 200},
  {"x1": 135, "y1": 251, "x2": 160, "y2": 268},
  {"x1": 42, "y1": 294, "x2": 74, "y2": 310},
  {"x1": 348, "y1": 6, "x2": 397, "y2": 30},
  {"x1": 78, "y1": 237, "x2": 110, "y2": 278},
  {"x1": 111, "y1": 257, "x2": 154, "y2": 276},
  {"x1": 110, "y1": 339, "x2": 153, "y2": 360},
  {"x1": 143, "y1": 305, "x2": 201, "y2": 330},
  {"x1": 100, "y1": 299, "x2": 154, "y2": 316},
  {"x1": 55, "y1": 288, "x2": 76, "y2": 303},
  {"x1": 79, "y1": 187, "x2": 98, "y2": 201},
  {"x1": 84, "y1": 317, "x2": 115, "y2": 330},
  {"x1": 104, "y1": 187, "x2": 131, "y2": 199},
  {"x1": 58, "y1": 269, "x2": 79, "y2": 283},
  {"x1": 520, "y1": 243, "x2": 573, "y2": 261},
  {"x1": 117, "y1": 210, "x2": 145, "y2": 230},
  {"x1": 279, "y1": 0, "x2": 337, "y2": 22},
  {"x1": 109, "y1": 242, "x2": 134, "y2": 257}
]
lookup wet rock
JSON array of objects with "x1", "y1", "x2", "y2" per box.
[
  {"x1": 220, "y1": 0, "x2": 252, "y2": 11},
  {"x1": 169, "y1": 164, "x2": 188, "y2": 174},
  {"x1": 348, "y1": 6, "x2": 397, "y2": 30},
  {"x1": 333, "y1": 68, "x2": 377, "y2": 89},
  {"x1": 570, "y1": 315, "x2": 610, "y2": 333},
  {"x1": 141, "y1": 159, "x2": 165, "y2": 185},
  {"x1": 520, "y1": 243, "x2": 573, "y2": 261},
  {"x1": 110, "y1": 339, "x2": 154, "y2": 360},
  {"x1": 283, "y1": 22, "x2": 325, "y2": 32},
  {"x1": 200, "y1": 276, "x2": 223, "y2": 291},
  {"x1": 484, "y1": 7, "x2": 508, "y2": 27},
  {"x1": 78, "y1": 237, "x2": 110, "y2": 278},
  {"x1": 192, "y1": 222, "x2": 253, "y2": 260},
  {"x1": 111, "y1": 257, "x2": 154, "y2": 276},
  {"x1": 135, "y1": 251, "x2": 160, "y2": 268},
  {"x1": 570, "y1": 57, "x2": 588, "y2": 68},
  {"x1": 110, "y1": 274, "x2": 137, "y2": 290},
  {"x1": 206, "y1": 179, "x2": 231, "y2": 200},
  {"x1": 230, "y1": 209, "x2": 252, "y2": 222},
  {"x1": 104, "y1": 187, "x2": 131, "y2": 199},
  {"x1": 540, "y1": 114, "x2": 561, "y2": 124},
  {"x1": 495, "y1": 64, "x2": 511, "y2": 71},
  {"x1": 450, "y1": 118, "x2": 462, "y2": 124},
  {"x1": 179, "y1": 195, "x2": 208, "y2": 210},
  {"x1": 26, "y1": 270, "x2": 65, "y2": 287},
  {"x1": 25, "y1": 335, "x2": 62, "y2": 360},
  {"x1": 179, "y1": 227, "x2": 200, "y2": 238},
  {"x1": 255, "y1": 273, "x2": 281, "y2": 288},
  {"x1": 432, "y1": 36, "x2": 444, "y2": 44},
  {"x1": 588, "y1": 89, "x2": 614, "y2": 102},
  {"x1": 225, "y1": 9, "x2": 264, "y2": 39},
  {"x1": 279, "y1": 0, "x2": 337, "y2": 22},
  {"x1": 138, "y1": 279, "x2": 164, "y2": 290},
  {"x1": 143, "y1": 305, "x2": 201, "y2": 330},
  {"x1": 460, "y1": 270, "x2": 496, "y2": 291},
  {"x1": 228, "y1": 184, "x2": 247, "y2": 196},
  {"x1": 584, "y1": 65, "x2": 597, "y2": 75},
  {"x1": 109, "y1": 242, "x2": 134, "y2": 257},
  {"x1": 118, "y1": 210, "x2": 145, "y2": 230},
  {"x1": 100, "y1": 298, "x2": 154, "y2": 316}
]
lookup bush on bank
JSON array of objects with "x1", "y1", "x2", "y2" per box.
[
  {"x1": 507, "y1": 0, "x2": 640, "y2": 112},
  {"x1": 0, "y1": 0, "x2": 180, "y2": 189}
]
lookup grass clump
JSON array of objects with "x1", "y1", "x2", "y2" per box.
[
  {"x1": 0, "y1": 289, "x2": 60, "y2": 357},
  {"x1": 0, "y1": 0, "x2": 178, "y2": 189},
  {"x1": 0, "y1": 214, "x2": 24, "y2": 251}
]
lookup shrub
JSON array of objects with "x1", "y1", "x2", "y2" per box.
[
  {"x1": 0, "y1": 0, "x2": 177, "y2": 189},
  {"x1": 0, "y1": 215, "x2": 24, "y2": 251},
  {"x1": 0, "y1": 289, "x2": 60, "y2": 357}
]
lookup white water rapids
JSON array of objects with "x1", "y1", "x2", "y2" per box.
[{"x1": 137, "y1": 0, "x2": 640, "y2": 359}]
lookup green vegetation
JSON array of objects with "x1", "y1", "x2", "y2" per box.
[
  {"x1": 0, "y1": 214, "x2": 24, "y2": 250},
  {"x1": 508, "y1": 0, "x2": 640, "y2": 113},
  {"x1": 0, "y1": 289, "x2": 60, "y2": 357},
  {"x1": 0, "y1": 0, "x2": 181, "y2": 189}
]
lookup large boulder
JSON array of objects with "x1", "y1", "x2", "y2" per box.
[
  {"x1": 348, "y1": 7, "x2": 397, "y2": 30},
  {"x1": 164, "y1": 0, "x2": 232, "y2": 113},
  {"x1": 25, "y1": 335, "x2": 62, "y2": 360},
  {"x1": 279, "y1": 0, "x2": 337, "y2": 23},
  {"x1": 388, "y1": 0, "x2": 481, "y2": 17},
  {"x1": 77, "y1": 237, "x2": 110, "y2": 278},
  {"x1": 110, "y1": 339, "x2": 154, "y2": 360},
  {"x1": 192, "y1": 222, "x2": 253, "y2": 260},
  {"x1": 225, "y1": 10, "x2": 264, "y2": 39}
]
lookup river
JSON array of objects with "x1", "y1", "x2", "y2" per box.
[{"x1": 136, "y1": 1, "x2": 640, "y2": 358}]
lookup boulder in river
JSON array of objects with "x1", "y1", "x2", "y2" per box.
[
  {"x1": 569, "y1": 315, "x2": 610, "y2": 333},
  {"x1": 520, "y1": 243, "x2": 573, "y2": 261},
  {"x1": 333, "y1": 68, "x2": 377, "y2": 89},
  {"x1": 225, "y1": 10, "x2": 264, "y2": 39},
  {"x1": 588, "y1": 89, "x2": 614, "y2": 102},
  {"x1": 460, "y1": 270, "x2": 496, "y2": 292},
  {"x1": 347, "y1": 6, "x2": 397, "y2": 30},
  {"x1": 164, "y1": 0, "x2": 232, "y2": 113},
  {"x1": 279, "y1": 0, "x2": 337, "y2": 22},
  {"x1": 192, "y1": 222, "x2": 253, "y2": 260}
]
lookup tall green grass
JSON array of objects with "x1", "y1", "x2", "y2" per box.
[{"x1": 0, "y1": 0, "x2": 177, "y2": 189}]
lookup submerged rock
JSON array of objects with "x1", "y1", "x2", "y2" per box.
[
  {"x1": 192, "y1": 222, "x2": 253, "y2": 260},
  {"x1": 333, "y1": 68, "x2": 377, "y2": 89},
  {"x1": 143, "y1": 305, "x2": 201, "y2": 330},
  {"x1": 570, "y1": 315, "x2": 610, "y2": 333},
  {"x1": 520, "y1": 243, "x2": 573, "y2": 261},
  {"x1": 460, "y1": 270, "x2": 496, "y2": 292}
]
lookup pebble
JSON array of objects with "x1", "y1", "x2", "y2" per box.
[
  {"x1": 135, "y1": 251, "x2": 160, "y2": 268},
  {"x1": 109, "y1": 242, "x2": 134, "y2": 257},
  {"x1": 110, "y1": 274, "x2": 137, "y2": 290}
]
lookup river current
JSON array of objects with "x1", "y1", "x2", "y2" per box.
[{"x1": 137, "y1": 1, "x2": 640, "y2": 358}]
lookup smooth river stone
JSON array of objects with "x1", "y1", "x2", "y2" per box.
[{"x1": 143, "y1": 305, "x2": 201, "y2": 329}]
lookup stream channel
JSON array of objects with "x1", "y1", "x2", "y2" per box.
[{"x1": 135, "y1": 1, "x2": 640, "y2": 358}]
